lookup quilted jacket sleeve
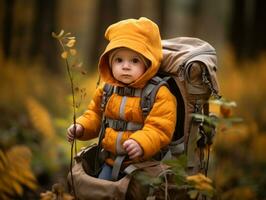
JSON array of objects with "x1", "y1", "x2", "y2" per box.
[{"x1": 76, "y1": 86, "x2": 103, "y2": 140}]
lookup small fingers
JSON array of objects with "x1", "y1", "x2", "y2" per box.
[
  {"x1": 67, "y1": 125, "x2": 75, "y2": 142},
  {"x1": 67, "y1": 133, "x2": 74, "y2": 142},
  {"x1": 123, "y1": 139, "x2": 143, "y2": 158},
  {"x1": 124, "y1": 142, "x2": 134, "y2": 153},
  {"x1": 128, "y1": 148, "x2": 141, "y2": 159}
]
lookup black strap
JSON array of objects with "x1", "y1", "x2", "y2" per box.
[
  {"x1": 100, "y1": 84, "x2": 114, "y2": 112},
  {"x1": 111, "y1": 155, "x2": 126, "y2": 181},
  {"x1": 96, "y1": 84, "x2": 114, "y2": 166},
  {"x1": 105, "y1": 117, "x2": 143, "y2": 131},
  {"x1": 101, "y1": 78, "x2": 169, "y2": 118},
  {"x1": 114, "y1": 86, "x2": 142, "y2": 96},
  {"x1": 141, "y1": 76, "x2": 169, "y2": 116},
  {"x1": 98, "y1": 85, "x2": 114, "y2": 148}
]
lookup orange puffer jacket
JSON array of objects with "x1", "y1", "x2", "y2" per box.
[{"x1": 76, "y1": 17, "x2": 177, "y2": 165}]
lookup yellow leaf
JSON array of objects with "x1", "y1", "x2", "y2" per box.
[
  {"x1": 21, "y1": 169, "x2": 37, "y2": 182},
  {"x1": 26, "y1": 97, "x2": 55, "y2": 138},
  {"x1": 51, "y1": 30, "x2": 64, "y2": 39},
  {"x1": 186, "y1": 173, "x2": 212, "y2": 184},
  {"x1": 23, "y1": 179, "x2": 38, "y2": 190},
  {"x1": 67, "y1": 36, "x2": 76, "y2": 40},
  {"x1": 61, "y1": 51, "x2": 68, "y2": 59},
  {"x1": 0, "y1": 145, "x2": 38, "y2": 198},
  {"x1": 0, "y1": 175, "x2": 14, "y2": 195},
  {"x1": 58, "y1": 29, "x2": 65, "y2": 37},
  {"x1": 12, "y1": 180, "x2": 24, "y2": 196},
  {"x1": 0, "y1": 151, "x2": 8, "y2": 167},
  {"x1": 195, "y1": 182, "x2": 213, "y2": 192},
  {"x1": 7, "y1": 145, "x2": 32, "y2": 163},
  {"x1": 66, "y1": 39, "x2": 75, "y2": 47},
  {"x1": 9, "y1": 167, "x2": 36, "y2": 190}
]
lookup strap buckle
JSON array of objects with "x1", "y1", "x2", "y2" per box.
[
  {"x1": 142, "y1": 96, "x2": 151, "y2": 116},
  {"x1": 114, "y1": 120, "x2": 127, "y2": 131},
  {"x1": 106, "y1": 119, "x2": 127, "y2": 131},
  {"x1": 116, "y1": 87, "x2": 135, "y2": 96}
]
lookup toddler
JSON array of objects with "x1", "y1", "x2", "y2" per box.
[{"x1": 67, "y1": 17, "x2": 177, "y2": 180}]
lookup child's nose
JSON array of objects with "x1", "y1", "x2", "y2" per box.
[{"x1": 122, "y1": 61, "x2": 130, "y2": 69}]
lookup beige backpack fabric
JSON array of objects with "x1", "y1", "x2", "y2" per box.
[
  {"x1": 161, "y1": 37, "x2": 219, "y2": 174},
  {"x1": 68, "y1": 145, "x2": 173, "y2": 200},
  {"x1": 68, "y1": 161, "x2": 129, "y2": 200}
]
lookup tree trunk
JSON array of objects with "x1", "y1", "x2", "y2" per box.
[
  {"x1": 2, "y1": 0, "x2": 14, "y2": 59},
  {"x1": 229, "y1": 0, "x2": 266, "y2": 60},
  {"x1": 90, "y1": 0, "x2": 119, "y2": 67},
  {"x1": 31, "y1": 0, "x2": 59, "y2": 71}
]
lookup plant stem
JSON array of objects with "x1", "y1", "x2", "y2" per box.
[{"x1": 59, "y1": 38, "x2": 77, "y2": 199}]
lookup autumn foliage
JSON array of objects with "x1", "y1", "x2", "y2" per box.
[{"x1": 1, "y1": 39, "x2": 266, "y2": 199}]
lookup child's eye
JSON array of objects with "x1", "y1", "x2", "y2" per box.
[
  {"x1": 114, "y1": 58, "x2": 123, "y2": 63},
  {"x1": 132, "y1": 58, "x2": 140, "y2": 64}
]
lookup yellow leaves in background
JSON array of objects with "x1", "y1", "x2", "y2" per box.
[
  {"x1": 26, "y1": 97, "x2": 61, "y2": 171},
  {"x1": 0, "y1": 146, "x2": 37, "y2": 200},
  {"x1": 26, "y1": 97, "x2": 55, "y2": 138}
]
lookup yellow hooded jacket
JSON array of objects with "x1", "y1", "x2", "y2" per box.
[{"x1": 76, "y1": 17, "x2": 177, "y2": 165}]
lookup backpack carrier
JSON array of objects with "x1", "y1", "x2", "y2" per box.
[{"x1": 68, "y1": 37, "x2": 220, "y2": 200}]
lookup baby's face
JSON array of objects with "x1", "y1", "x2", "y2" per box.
[{"x1": 110, "y1": 48, "x2": 146, "y2": 84}]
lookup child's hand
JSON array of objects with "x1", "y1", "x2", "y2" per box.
[
  {"x1": 67, "y1": 124, "x2": 84, "y2": 142},
  {"x1": 123, "y1": 139, "x2": 143, "y2": 159}
]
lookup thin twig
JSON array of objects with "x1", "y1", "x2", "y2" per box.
[{"x1": 59, "y1": 38, "x2": 78, "y2": 200}]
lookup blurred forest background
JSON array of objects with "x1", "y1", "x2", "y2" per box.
[{"x1": 1, "y1": 0, "x2": 266, "y2": 199}]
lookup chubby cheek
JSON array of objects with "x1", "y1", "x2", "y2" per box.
[
  {"x1": 134, "y1": 67, "x2": 146, "y2": 79},
  {"x1": 111, "y1": 66, "x2": 120, "y2": 79},
  {"x1": 112, "y1": 71, "x2": 118, "y2": 80}
]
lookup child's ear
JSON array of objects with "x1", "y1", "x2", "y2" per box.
[{"x1": 138, "y1": 55, "x2": 151, "y2": 68}]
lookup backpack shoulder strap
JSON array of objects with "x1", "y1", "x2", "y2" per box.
[
  {"x1": 98, "y1": 83, "x2": 114, "y2": 148},
  {"x1": 100, "y1": 83, "x2": 114, "y2": 112},
  {"x1": 141, "y1": 76, "x2": 169, "y2": 116}
]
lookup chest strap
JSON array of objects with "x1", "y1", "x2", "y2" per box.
[
  {"x1": 105, "y1": 118, "x2": 143, "y2": 131},
  {"x1": 113, "y1": 86, "x2": 142, "y2": 97}
]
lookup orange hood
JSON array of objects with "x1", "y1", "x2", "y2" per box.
[{"x1": 98, "y1": 17, "x2": 162, "y2": 88}]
